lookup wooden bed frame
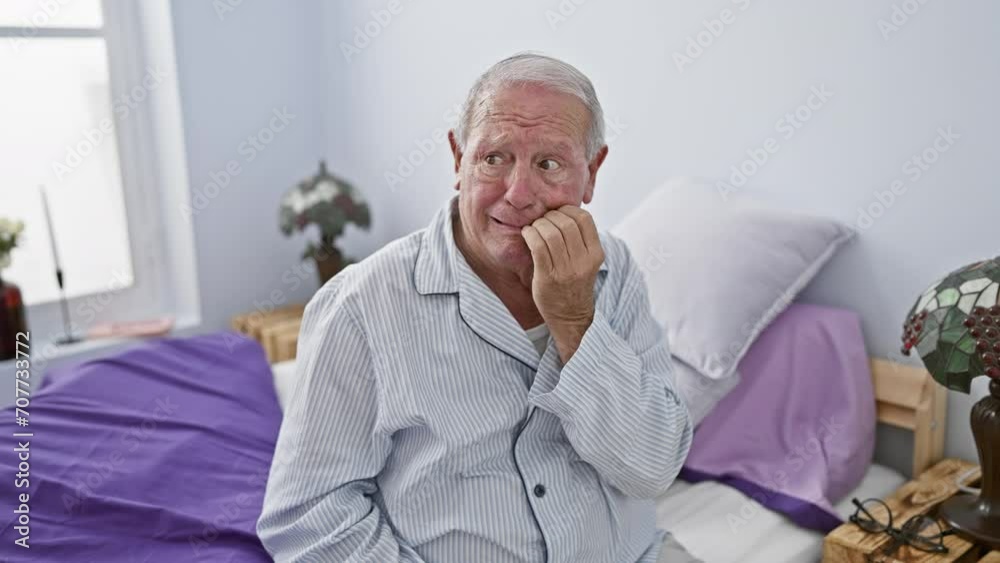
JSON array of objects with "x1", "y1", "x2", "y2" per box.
[
  {"x1": 231, "y1": 304, "x2": 305, "y2": 364},
  {"x1": 870, "y1": 358, "x2": 948, "y2": 477}
]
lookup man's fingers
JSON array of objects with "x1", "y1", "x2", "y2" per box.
[
  {"x1": 530, "y1": 217, "x2": 571, "y2": 271},
  {"x1": 557, "y1": 205, "x2": 601, "y2": 252},
  {"x1": 544, "y1": 210, "x2": 588, "y2": 263},
  {"x1": 521, "y1": 225, "x2": 553, "y2": 273}
]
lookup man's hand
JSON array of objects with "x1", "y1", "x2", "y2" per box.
[{"x1": 521, "y1": 205, "x2": 605, "y2": 363}]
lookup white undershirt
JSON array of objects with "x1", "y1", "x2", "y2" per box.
[{"x1": 524, "y1": 323, "x2": 550, "y2": 357}]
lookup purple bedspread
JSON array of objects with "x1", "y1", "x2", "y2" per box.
[
  {"x1": 679, "y1": 303, "x2": 877, "y2": 533},
  {"x1": 0, "y1": 332, "x2": 283, "y2": 562}
]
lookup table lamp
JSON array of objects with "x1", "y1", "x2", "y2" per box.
[{"x1": 902, "y1": 256, "x2": 1000, "y2": 547}]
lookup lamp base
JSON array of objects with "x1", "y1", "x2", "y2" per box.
[
  {"x1": 941, "y1": 379, "x2": 1000, "y2": 549},
  {"x1": 940, "y1": 494, "x2": 1000, "y2": 549}
]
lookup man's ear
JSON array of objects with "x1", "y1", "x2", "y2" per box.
[
  {"x1": 582, "y1": 145, "x2": 609, "y2": 204},
  {"x1": 448, "y1": 130, "x2": 463, "y2": 174}
]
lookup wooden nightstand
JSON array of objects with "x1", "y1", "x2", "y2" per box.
[
  {"x1": 231, "y1": 303, "x2": 305, "y2": 363},
  {"x1": 824, "y1": 458, "x2": 998, "y2": 562}
]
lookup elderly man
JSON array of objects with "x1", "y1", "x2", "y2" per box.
[{"x1": 257, "y1": 53, "x2": 695, "y2": 563}]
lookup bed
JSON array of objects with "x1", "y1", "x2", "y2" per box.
[
  {"x1": 0, "y1": 324, "x2": 944, "y2": 562},
  {"x1": 275, "y1": 353, "x2": 945, "y2": 563}
]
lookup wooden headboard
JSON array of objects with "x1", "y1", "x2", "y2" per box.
[{"x1": 869, "y1": 358, "x2": 948, "y2": 477}]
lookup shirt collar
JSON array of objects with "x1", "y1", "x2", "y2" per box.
[
  {"x1": 414, "y1": 196, "x2": 608, "y2": 296},
  {"x1": 414, "y1": 196, "x2": 461, "y2": 295}
]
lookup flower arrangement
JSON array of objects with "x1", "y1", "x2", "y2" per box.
[
  {"x1": 0, "y1": 217, "x2": 25, "y2": 270},
  {"x1": 279, "y1": 161, "x2": 371, "y2": 284}
]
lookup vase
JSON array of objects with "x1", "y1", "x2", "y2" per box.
[
  {"x1": 0, "y1": 272, "x2": 28, "y2": 361},
  {"x1": 939, "y1": 378, "x2": 1000, "y2": 548}
]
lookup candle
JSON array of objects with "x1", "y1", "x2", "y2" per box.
[
  {"x1": 40, "y1": 185, "x2": 62, "y2": 273},
  {"x1": 40, "y1": 185, "x2": 77, "y2": 343}
]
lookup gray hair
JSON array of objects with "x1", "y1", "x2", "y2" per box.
[{"x1": 454, "y1": 52, "x2": 606, "y2": 161}]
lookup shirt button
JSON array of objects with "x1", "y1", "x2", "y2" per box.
[{"x1": 533, "y1": 484, "x2": 546, "y2": 498}]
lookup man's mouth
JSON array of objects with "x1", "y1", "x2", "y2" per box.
[{"x1": 490, "y1": 216, "x2": 528, "y2": 232}]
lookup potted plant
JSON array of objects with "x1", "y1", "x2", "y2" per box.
[
  {"x1": 0, "y1": 217, "x2": 27, "y2": 360},
  {"x1": 279, "y1": 161, "x2": 371, "y2": 285}
]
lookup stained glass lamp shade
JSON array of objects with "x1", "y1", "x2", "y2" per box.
[{"x1": 901, "y1": 256, "x2": 1000, "y2": 393}]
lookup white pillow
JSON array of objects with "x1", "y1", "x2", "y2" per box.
[
  {"x1": 672, "y1": 359, "x2": 741, "y2": 426},
  {"x1": 613, "y1": 177, "x2": 855, "y2": 381}
]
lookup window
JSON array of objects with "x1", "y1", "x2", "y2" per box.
[
  {"x1": 0, "y1": 0, "x2": 200, "y2": 352},
  {"x1": 1, "y1": 0, "x2": 135, "y2": 306}
]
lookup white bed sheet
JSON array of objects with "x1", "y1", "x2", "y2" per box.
[
  {"x1": 270, "y1": 360, "x2": 904, "y2": 563},
  {"x1": 271, "y1": 359, "x2": 298, "y2": 411},
  {"x1": 655, "y1": 464, "x2": 905, "y2": 563}
]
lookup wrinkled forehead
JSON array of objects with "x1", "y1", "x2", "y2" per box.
[
  {"x1": 476, "y1": 125, "x2": 582, "y2": 156},
  {"x1": 468, "y1": 84, "x2": 591, "y2": 153}
]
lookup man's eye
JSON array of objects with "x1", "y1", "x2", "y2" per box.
[
  {"x1": 484, "y1": 154, "x2": 503, "y2": 165},
  {"x1": 539, "y1": 159, "x2": 560, "y2": 171}
]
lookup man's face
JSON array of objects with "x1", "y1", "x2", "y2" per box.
[{"x1": 449, "y1": 83, "x2": 608, "y2": 274}]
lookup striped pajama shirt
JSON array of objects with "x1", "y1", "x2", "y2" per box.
[{"x1": 257, "y1": 196, "x2": 693, "y2": 562}]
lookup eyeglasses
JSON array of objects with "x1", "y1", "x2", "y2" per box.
[{"x1": 849, "y1": 497, "x2": 956, "y2": 561}]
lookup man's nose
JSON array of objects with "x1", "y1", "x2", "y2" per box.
[{"x1": 503, "y1": 162, "x2": 537, "y2": 210}]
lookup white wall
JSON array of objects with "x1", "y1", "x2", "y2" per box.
[
  {"x1": 320, "y1": 0, "x2": 999, "y2": 475},
  {"x1": 168, "y1": 0, "x2": 328, "y2": 332}
]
